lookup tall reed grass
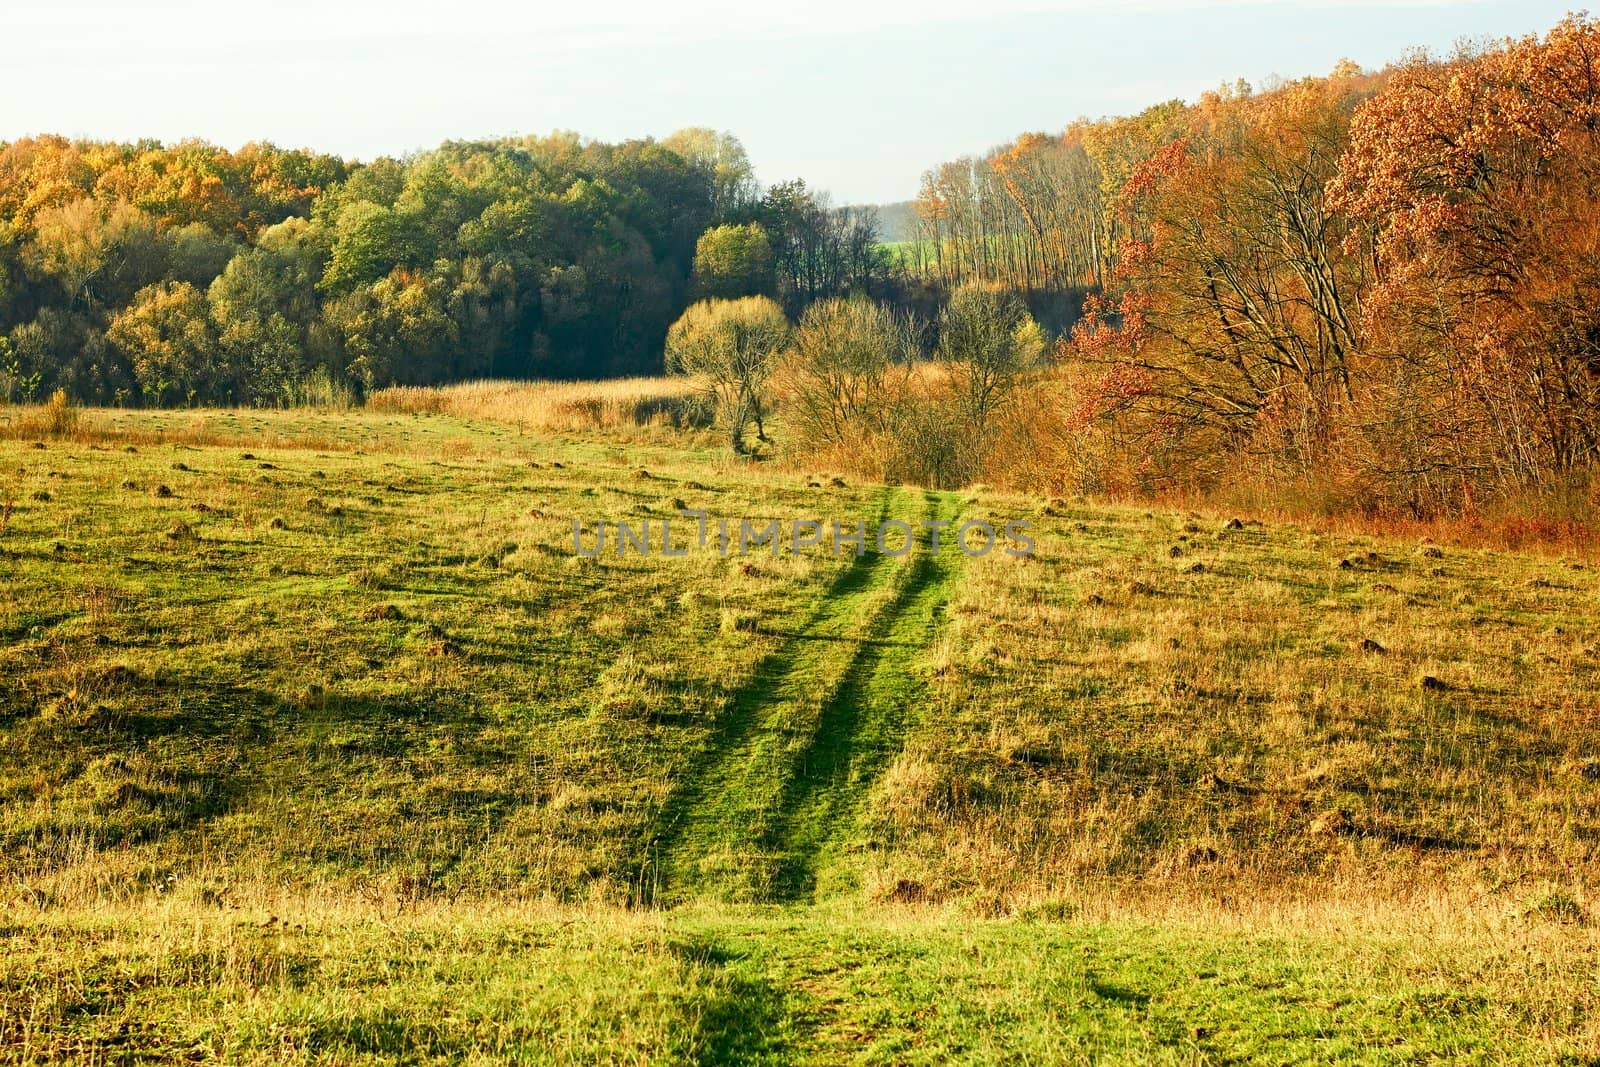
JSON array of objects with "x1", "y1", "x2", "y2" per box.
[{"x1": 367, "y1": 378, "x2": 712, "y2": 431}]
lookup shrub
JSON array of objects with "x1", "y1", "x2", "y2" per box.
[
  {"x1": 290, "y1": 368, "x2": 357, "y2": 410},
  {"x1": 779, "y1": 296, "x2": 913, "y2": 447},
  {"x1": 20, "y1": 389, "x2": 81, "y2": 439}
]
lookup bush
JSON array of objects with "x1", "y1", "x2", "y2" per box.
[
  {"x1": 289, "y1": 368, "x2": 357, "y2": 410},
  {"x1": 779, "y1": 296, "x2": 913, "y2": 447},
  {"x1": 880, "y1": 395, "x2": 969, "y2": 488},
  {"x1": 17, "y1": 389, "x2": 81, "y2": 439},
  {"x1": 43, "y1": 389, "x2": 79, "y2": 436}
]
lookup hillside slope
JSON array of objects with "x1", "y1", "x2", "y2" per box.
[{"x1": 2, "y1": 404, "x2": 1598, "y2": 1061}]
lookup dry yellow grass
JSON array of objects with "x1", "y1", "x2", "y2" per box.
[
  {"x1": 0, "y1": 378, "x2": 717, "y2": 455},
  {"x1": 2, "y1": 389, "x2": 81, "y2": 440},
  {"x1": 367, "y1": 377, "x2": 711, "y2": 432}
]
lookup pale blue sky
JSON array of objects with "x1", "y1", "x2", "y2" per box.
[{"x1": 0, "y1": 1, "x2": 1583, "y2": 203}]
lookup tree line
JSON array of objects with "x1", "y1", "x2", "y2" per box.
[
  {"x1": 0, "y1": 128, "x2": 892, "y2": 407},
  {"x1": 11, "y1": 15, "x2": 1600, "y2": 516}
]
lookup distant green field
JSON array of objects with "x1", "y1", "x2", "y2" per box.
[
  {"x1": 877, "y1": 239, "x2": 934, "y2": 271},
  {"x1": 2, "y1": 401, "x2": 1598, "y2": 1062}
]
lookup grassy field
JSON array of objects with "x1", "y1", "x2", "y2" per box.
[{"x1": 3, "y1": 395, "x2": 1599, "y2": 1063}]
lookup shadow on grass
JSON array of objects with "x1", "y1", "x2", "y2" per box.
[
  {"x1": 2, "y1": 676, "x2": 513, "y2": 881},
  {"x1": 667, "y1": 934, "x2": 798, "y2": 1065},
  {"x1": 1087, "y1": 974, "x2": 1151, "y2": 1010}
]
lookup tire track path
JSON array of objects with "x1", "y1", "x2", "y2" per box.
[{"x1": 638, "y1": 489, "x2": 961, "y2": 905}]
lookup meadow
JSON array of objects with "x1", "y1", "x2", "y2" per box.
[{"x1": 2, "y1": 384, "x2": 1599, "y2": 1063}]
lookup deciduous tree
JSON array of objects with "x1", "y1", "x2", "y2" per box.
[{"x1": 665, "y1": 296, "x2": 790, "y2": 453}]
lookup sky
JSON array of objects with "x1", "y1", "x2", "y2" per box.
[{"x1": 0, "y1": 0, "x2": 1584, "y2": 204}]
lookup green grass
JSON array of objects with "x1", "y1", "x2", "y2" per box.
[
  {"x1": 2, "y1": 404, "x2": 1599, "y2": 1062},
  {"x1": 642, "y1": 489, "x2": 963, "y2": 905},
  {"x1": 5, "y1": 905, "x2": 1590, "y2": 1064}
]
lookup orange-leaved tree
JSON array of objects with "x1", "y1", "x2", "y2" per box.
[
  {"x1": 1330, "y1": 16, "x2": 1600, "y2": 503},
  {"x1": 1072, "y1": 69, "x2": 1375, "y2": 488}
]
